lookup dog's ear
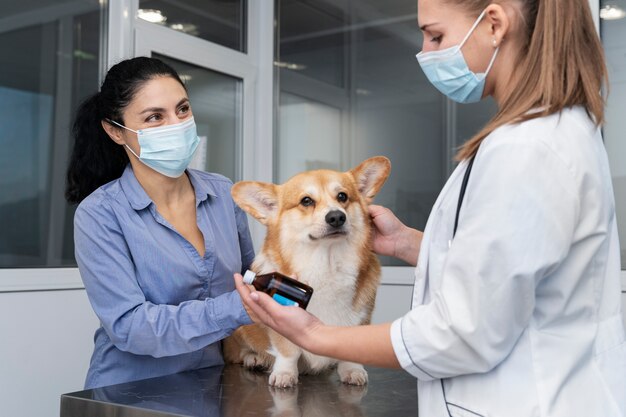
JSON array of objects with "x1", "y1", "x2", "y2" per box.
[
  {"x1": 349, "y1": 156, "x2": 391, "y2": 204},
  {"x1": 231, "y1": 181, "x2": 279, "y2": 225}
]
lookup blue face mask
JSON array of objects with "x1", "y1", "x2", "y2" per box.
[
  {"x1": 416, "y1": 9, "x2": 499, "y2": 104},
  {"x1": 108, "y1": 117, "x2": 200, "y2": 178}
]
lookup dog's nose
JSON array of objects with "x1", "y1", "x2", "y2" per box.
[{"x1": 325, "y1": 210, "x2": 346, "y2": 228}]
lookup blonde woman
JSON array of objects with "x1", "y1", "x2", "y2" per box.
[{"x1": 236, "y1": 0, "x2": 626, "y2": 416}]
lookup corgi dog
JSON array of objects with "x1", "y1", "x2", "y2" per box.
[{"x1": 224, "y1": 156, "x2": 391, "y2": 388}]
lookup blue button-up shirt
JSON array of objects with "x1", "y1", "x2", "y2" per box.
[{"x1": 74, "y1": 166, "x2": 255, "y2": 389}]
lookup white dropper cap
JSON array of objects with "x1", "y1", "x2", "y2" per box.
[{"x1": 243, "y1": 270, "x2": 257, "y2": 285}]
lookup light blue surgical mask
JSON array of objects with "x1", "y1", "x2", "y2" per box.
[
  {"x1": 108, "y1": 117, "x2": 200, "y2": 178},
  {"x1": 416, "y1": 9, "x2": 499, "y2": 104}
]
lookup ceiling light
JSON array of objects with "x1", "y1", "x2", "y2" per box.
[
  {"x1": 137, "y1": 9, "x2": 167, "y2": 24},
  {"x1": 179, "y1": 74, "x2": 193, "y2": 83},
  {"x1": 273, "y1": 61, "x2": 307, "y2": 71},
  {"x1": 600, "y1": 5, "x2": 626, "y2": 20}
]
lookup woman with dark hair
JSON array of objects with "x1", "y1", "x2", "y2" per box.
[{"x1": 66, "y1": 56, "x2": 254, "y2": 389}]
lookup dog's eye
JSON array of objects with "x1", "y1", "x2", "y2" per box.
[
  {"x1": 337, "y1": 192, "x2": 348, "y2": 203},
  {"x1": 300, "y1": 196, "x2": 314, "y2": 207}
]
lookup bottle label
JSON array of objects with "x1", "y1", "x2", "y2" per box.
[{"x1": 272, "y1": 293, "x2": 299, "y2": 307}]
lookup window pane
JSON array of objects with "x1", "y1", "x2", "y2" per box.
[
  {"x1": 278, "y1": 0, "x2": 346, "y2": 87},
  {"x1": 275, "y1": 0, "x2": 495, "y2": 266},
  {"x1": 600, "y1": 3, "x2": 626, "y2": 268},
  {"x1": 0, "y1": 0, "x2": 104, "y2": 268},
  {"x1": 277, "y1": 92, "x2": 343, "y2": 181},
  {"x1": 138, "y1": 0, "x2": 247, "y2": 52},
  {"x1": 155, "y1": 54, "x2": 243, "y2": 182}
]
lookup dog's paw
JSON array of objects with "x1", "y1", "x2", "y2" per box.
[
  {"x1": 337, "y1": 365, "x2": 368, "y2": 386},
  {"x1": 268, "y1": 370, "x2": 299, "y2": 388},
  {"x1": 242, "y1": 353, "x2": 267, "y2": 370}
]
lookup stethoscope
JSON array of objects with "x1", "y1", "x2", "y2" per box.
[
  {"x1": 442, "y1": 153, "x2": 476, "y2": 416},
  {"x1": 454, "y1": 154, "x2": 476, "y2": 237}
]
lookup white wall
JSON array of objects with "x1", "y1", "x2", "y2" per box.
[
  {"x1": 0, "y1": 288, "x2": 98, "y2": 417},
  {"x1": 371, "y1": 283, "x2": 414, "y2": 324}
]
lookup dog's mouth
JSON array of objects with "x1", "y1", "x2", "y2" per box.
[{"x1": 308, "y1": 229, "x2": 348, "y2": 241}]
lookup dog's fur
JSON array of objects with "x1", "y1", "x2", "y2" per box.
[{"x1": 223, "y1": 156, "x2": 391, "y2": 388}]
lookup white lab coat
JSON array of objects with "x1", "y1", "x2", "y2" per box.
[{"x1": 390, "y1": 106, "x2": 626, "y2": 417}]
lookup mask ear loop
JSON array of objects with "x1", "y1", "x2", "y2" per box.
[
  {"x1": 458, "y1": 9, "x2": 488, "y2": 50},
  {"x1": 105, "y1": 118, "x2": 142, "y2": 159},
  {"x1": 458, "y1": 9, "x2": 500, "y2": 77},
  {"x1": 105, "y1": 118, "x2": 139, "y2": 133},
  {"x1": 483, "y1": 46, "x2": 500, "y2": 75}
]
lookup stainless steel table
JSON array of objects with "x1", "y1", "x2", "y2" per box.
[{"x1": 61, "y1": 364, "x2": 418, "y2": 416}]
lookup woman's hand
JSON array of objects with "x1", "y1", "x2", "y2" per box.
[
  {"x1": 369, "y1": 204, "x2": 422, "y2": 266},
  {"x1": 234, "y1": 273, "x2": 325, "y2": 352},
  {"x1": 239, "y1": 288, "x2": 261, "y2": 323},
  {"x1": 235, "y1": 273, "x2": 401, "y2": 368}
]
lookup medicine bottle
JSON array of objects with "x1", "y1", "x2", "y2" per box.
[{"x1": 243, "y1": 270, "x2": 313, "y2": 309}]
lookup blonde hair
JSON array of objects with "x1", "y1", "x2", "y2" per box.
[{"x1": 449, "y1": 0, "x2": 608, "y2": 160}]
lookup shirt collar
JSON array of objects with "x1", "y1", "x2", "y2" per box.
[
  {"x1": 187, "y1": 169, "x2": 218, "y2": 204},
  {"x1": 120, "y1": 165, "x2": 218, "y2": 211}
]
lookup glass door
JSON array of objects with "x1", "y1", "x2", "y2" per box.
[
  {"x1": 274, "y1": 0, "x2": 496, "y2": 282},
  {"x1": 130, "y1": 0, "x2": 274, "y2": 248},
  {"x1": 0, "y1": 0, "x2": 105, "y2": 291},
  {"x1": 134, "y1": 4, "x2": 250, "y2": 182},
  {"x1": 153, "y1": 54, "x2": 243, "y2": 181}
]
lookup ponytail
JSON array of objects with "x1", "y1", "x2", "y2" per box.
[
  {"x1": 451, "y1": 0, "x2": 608, "y2": 160},
  {"x1": 65, "y1": 93, "x2": 128, "y2": 204},
  {"x1": 65, "y1": 57, "x2": 186, "y2": 204}
]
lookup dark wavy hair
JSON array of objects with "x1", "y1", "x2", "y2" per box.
[{"x1": 65, "y1": 57, "x2": 186, "y2": 204}]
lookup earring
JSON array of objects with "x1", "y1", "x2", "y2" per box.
[{"x1": 493, "y1": 39, "x2": 497, "y2": 47}]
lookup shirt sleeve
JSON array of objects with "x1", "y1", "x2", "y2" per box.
[
  {"x1": 390, "y1": 136, "x2": 580, "y2": 380},
  {"x1": 74, "y1": 196, "x2": 251, "y2": 358}
]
